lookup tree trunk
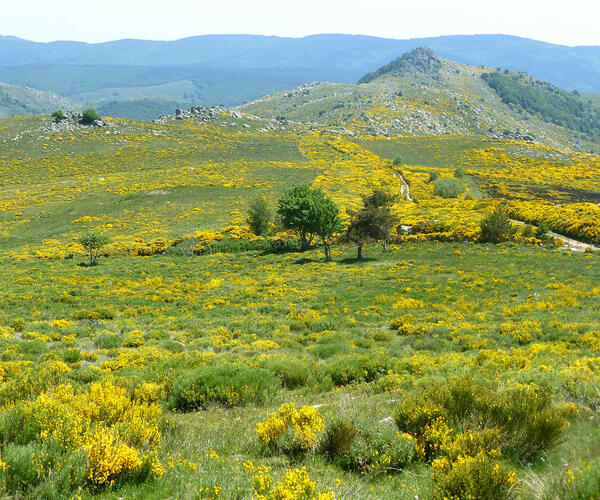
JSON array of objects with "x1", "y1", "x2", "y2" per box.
[
  {"x1": 300, "y1": 233, "x2": 309, "y2": 251},
  {"x1": 324, "y1": 243, "x2": 331, "y2": 261},
  {"x1": 357, "y1": 244, "x2": 363, "y2": 260},
  {"x1": 382, "y1": 239, "x2": 388, "y2": 251}
]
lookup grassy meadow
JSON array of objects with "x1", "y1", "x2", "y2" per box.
[{"x1": 0, "y1": 112, "x2": 599, "y2": 499}]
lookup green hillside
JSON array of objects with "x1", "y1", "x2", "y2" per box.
[
  {"x1": 0, "y1": 81, "x2": 74, "y2": 118},
  {"x1": 482, "y1": 71, "x2": 600, "y2": 135}
]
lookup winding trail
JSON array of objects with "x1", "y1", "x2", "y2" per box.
[
  {"x1": 510, "y1": 219, "x2": 599, "y2": 252},
  {"x1": 393, "y1": 171, "x2": 413, "y2": 202}
]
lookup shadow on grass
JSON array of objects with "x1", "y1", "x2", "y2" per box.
[
  {"x1": 293, "y1": 257, "x2": 321, "y2": 265},
  {"x1": 338, "y1": 257, "x2": 378, "y2": 265},
  {"x1": 260, "y1": 246, "x2": 304, "y2": 257}
]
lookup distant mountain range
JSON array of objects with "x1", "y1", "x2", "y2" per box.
[{"x1": 1, "y1": 34, "x2": 600, "y2": 119}]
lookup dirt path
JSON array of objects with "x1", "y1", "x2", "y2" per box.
[
  {"x1": 393, "y1": 171, "x2": 413, "y2": 202},
  {"x1": 510, "y1": 219, "x2": 598, "y2": 252}
]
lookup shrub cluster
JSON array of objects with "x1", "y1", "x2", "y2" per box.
[
  {"x1": 433, "y1": 177, "x2": 465, "y2": 198},
  {"x1": 394, "y1": 376, "x2": 565, "y2": 499},
  {"x1": 168, "y1": 364, "x2": 279, "y2": 411}
]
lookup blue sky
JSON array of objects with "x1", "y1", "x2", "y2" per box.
[{"x1": 3, "y1": 0, "x2": 599, "y2": 46}]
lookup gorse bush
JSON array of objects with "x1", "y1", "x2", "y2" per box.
[
  {"x1": 261, "y1": 358, "x2": 313, "y2": 389},
  {"x1": 0, "y1": 381, "x2": 163, "y2": 497},
  {"x1": 432, "y1": 451, "x2": 516, "y2": 500},
  {"x1": 485, "y1": 382, "x2": 566, "y2": 460},
  {"x1": 433, "y1": 177, "x2": 465, "y2": 198},
  {"x1": 250, "y1": 465, "x2": 336, "y2": 500},
  {"x1": 168, "y1": 364, "x2": 279, "y2": 411},
  {"x1": 255, "y1": 402, "x2": 324, "y2": 452},
  {"x1": 392, "y1": 377, "x2": 565, "y2": 499},
  {"x1": 340, "y1": 421, "x2": 415, "y2": 474},
  {"x1": 394, "y1": 377, "x2": 565, "y2": 462}
]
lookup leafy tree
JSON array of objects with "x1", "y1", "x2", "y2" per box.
[
  {"x1": 363, "y1": 189, "x2": 397, "y2": 210},
  {"x1": 277, "y1": 185, "x2": 321, "y2": 250},
  {"x1": 52, "y1": 109, "x2": 66, "y2": 121},
  {"x1": 392, "y1": 155, "x2": 402, "y2": 166},
  {"x1": 80, "y1": 108, "x2": 100, "y2": 125},
  {"x1": 344, "y1": 190, "x2": 398, "y2": 258},
  {"x1": 247, "y1": 196, "x2": 272, "y2": 236},
  {"x1": 479, "y1": 206, "x2": 515, "y2": 243},
  {"x1": 78, "y1": 231, "x2": 110, "y2": 266},
  {"x1": 313, "y1": 196, "x2": 342, "y2": 261}
]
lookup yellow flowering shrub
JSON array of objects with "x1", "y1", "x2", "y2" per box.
[
  {"x1": 0, "y1": 380, "x2": 164, "y2": 489},
  {"x1": 256, "y1": 403, "x2": 324, "y2": 451},
  {"x1": 87, "y1": 427, "x2": 143, "y2": 486},
  {"x1": 432, "y1": 451, "x2": 516, "y2": 500},
  {"x1": 251, "y1": 465, "x2": 336, "y2": 500}
]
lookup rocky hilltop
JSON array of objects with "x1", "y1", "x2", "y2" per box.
[{"x1": 239, "y1": 48, "x2": 597, "y2": 151}]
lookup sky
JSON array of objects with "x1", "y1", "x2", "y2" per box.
[{"x1": 2, "y1": 0, "x2": 599, "y2": 46}]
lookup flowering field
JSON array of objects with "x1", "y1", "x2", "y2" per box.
[{"x1": 0, "y1": 112, "x2": 599, "y2": 499}]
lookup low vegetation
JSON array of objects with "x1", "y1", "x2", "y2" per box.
[{"x1": 0, "y1": 51, "x2": 599, "y2": 497}]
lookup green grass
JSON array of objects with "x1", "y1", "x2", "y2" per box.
[
  {"x1": 0, "y1": 110, "x2": 599, "y2": 498},
  {"x1": 0, "y1": 242, "x2": 598, "y2": 498}
]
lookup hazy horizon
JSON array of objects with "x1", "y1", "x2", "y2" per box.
[
  {"x1": 2, "y1": 32, "x2": 599, "y2": 49},
  {"x1": 3, "y1": 0, "x2": 600, "y2": 47}
]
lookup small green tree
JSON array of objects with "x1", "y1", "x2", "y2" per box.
[
  {"x1": 479, "y1": 206, "x2": 515, "y2": 243},
  {"x1": 454, "y1": 166, "x2": 466, "y2": 178},
  {"x1": 277, "y1": 185, "x2": 317, "y2": 250},
  {"x1": 78, "y1": 231, "x2": 110, "y2": 266},
  {"x1": 247, "y1": 196, "x2": 272, "y2": 236},
  {"x1": 363, "y1": 189, "x2": 397, "y2": 211},
  {"x1": 52, "y1": 109, "x2": 66, "y2": 121},
  {"x1": 81, "y1": 108, "x2": 100, "y2": 125},
  {"x1": 277, "y1": 185, "x2": 341, "y2": 259},
  {"x1": 314, "y1": 196, "x2": 342, "y2": 261},
  {"x1": 345, "y1": 190, "x2": 398, "y2": 258},
  {"x1": 393, "y1": 155, "x2": 402, "y2": 166}
]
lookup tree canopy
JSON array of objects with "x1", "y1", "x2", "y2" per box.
[{"x1": 277, "y1": 185, "x2": 341, "y2": 260}]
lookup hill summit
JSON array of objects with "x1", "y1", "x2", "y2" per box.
[{"x1": 358, "y1": 46, "x2": 442, "y2": 83}]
